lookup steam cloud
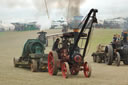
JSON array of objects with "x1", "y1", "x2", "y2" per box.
[
  {"x1": 32, "y1": 0, "x2": 85, "y2": 18},
  {"x1": 0, "y1": 0, "x2": 85, "y2": 30},
  {"x1": 32, "y1": 0, "x2": 86, "y2": 30},
  {"x1": 0, "y1": 0, "x2": 85, "y2": 19}
]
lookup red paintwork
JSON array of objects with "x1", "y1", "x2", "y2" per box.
[
  {"x1": 74, "y1": 55, "x2": 82, "y2": 63},
  {"x1": 48, "y1": 52, "x2": 54, "y2": 75},
  {"x1": 83, "y1": 62, "x2": 90, "y2": 77},
  {"x1": 61, "y1": 62, "x2": 67, "y2": 78}
]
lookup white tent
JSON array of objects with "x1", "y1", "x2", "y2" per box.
[{"x1": 0, "y1": 23, "x2": 15, "y2": 31}]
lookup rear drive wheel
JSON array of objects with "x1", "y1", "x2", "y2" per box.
[
  {"x1": 115, "y1": 52, "x2": 120, "y2": 66},
  {"x1": 48, "y1": 51, "x2": 58, "y2": 75},
  {"x1": 83, "y1": 62, "x2": 91, "y2": 78},
  {"x1": 61, "y1": 62, "x2": 70, "y2": 78},
  {"x1": 31, "y1": 59, "x2": 38, "y2": 72}
]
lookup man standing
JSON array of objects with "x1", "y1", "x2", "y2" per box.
[{"x1": 52, "y1": 38, "x2": 60, "y2": 51}]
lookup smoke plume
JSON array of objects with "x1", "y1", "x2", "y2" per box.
[{"x1": 68, "y1": 0, "x2": 85, "y2": 17}]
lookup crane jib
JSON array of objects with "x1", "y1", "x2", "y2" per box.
[{"x1": 70, "y1": 9, "x2": 98, "y2": 58}]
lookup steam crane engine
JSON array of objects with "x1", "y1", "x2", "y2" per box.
[{"x1": 48, "y1": 9, "x2": 98, "y2": 78}]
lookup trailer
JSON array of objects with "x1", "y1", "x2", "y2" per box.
[{"x1": 92, "y1": 44, "x2": 106, "y2": 63}]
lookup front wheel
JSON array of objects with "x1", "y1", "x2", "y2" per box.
[
  {"x1": 105, "y1": 45, "x2": 113, "y2": 65},
  {"x1": 83, "y1": 62, "x2": 91, "y2": 78},
  {"x1": 115, "y1": 52, "x2": 120, "y2": 66},
  {"x1": 48, "y1": 51, "x2": 58, "y2": 75},
  {"x1": 61, "y1": 62, "x2": 70, "y2": 78}
]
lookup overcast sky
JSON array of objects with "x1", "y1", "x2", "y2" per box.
[
  {"x1": 81, "y1": 0, "x2": 128, "y2": 20},
  {"x1": 0, "y1": 0, "x2": 128, "y2": 23}
]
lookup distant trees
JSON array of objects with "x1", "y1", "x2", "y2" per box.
[{"x1": 95, "y1": 20, "x2": 124, "y2": 29}]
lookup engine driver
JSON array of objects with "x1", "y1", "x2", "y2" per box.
[{"x1": 52, "y1": 38, "x2": 60, "y2": 51}]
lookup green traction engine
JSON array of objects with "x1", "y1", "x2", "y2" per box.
[{"x1": 13, "y1": 31, "x2": 48, "y2": 72}]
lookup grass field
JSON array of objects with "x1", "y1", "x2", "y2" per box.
[{"x1": 0, "y1": 29, "x2": 128, "y2": 85}]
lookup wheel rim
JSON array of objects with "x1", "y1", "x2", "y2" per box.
[
  {"x1": 105, "y1": 45, "x2": 113, "y2": 65},
  {"x1": 83, "y1": 62, "x2": 91, "y2": 78},
  {"x1": 115, "y1": 57, "x2": 118, "y2": 65},
  {"x1": 61, "y1": 62, "x2": 69, "y2": 78},
  {"x1": 115, "y1": 52, "x2": 120, "y2": 66},
  {"x1": 48, "y1": 52, "x2": 54, "y2": 75}
]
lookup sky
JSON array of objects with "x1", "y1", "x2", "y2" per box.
[
  {"x1": 0, "y1": 0, "x2": 128, "y2": 29},
  {"x1": 81, "y1": 0, "x2": 128, "y2": 20}
]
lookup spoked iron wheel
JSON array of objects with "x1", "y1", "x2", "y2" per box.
[
  {"x1": 83, "y1": 62, "x2": 91, "y2": 78},
  {"x1": 61, "y1": 62, "x2": 70, "y2": 78},
  {"x1": 48, "y1": 51, "x2": 58, "y2": 75},
  {"x1": 115, "y1": 52, "x2": 120, "y2": 66}
]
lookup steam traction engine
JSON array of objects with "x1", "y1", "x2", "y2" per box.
[
  {"x1": 13, "y1": 31, "x2": 48, "y2": 72},
  {"x1": 105, "y1": 32, "x2": 128, "y2": 66},
  {"x1": 48, "y1": 9, "x2": 98, "y2": 78}
]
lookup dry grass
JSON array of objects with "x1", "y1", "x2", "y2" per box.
[{"x1": 0, "y1": 29, "x2": 128, "y2": 85}]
